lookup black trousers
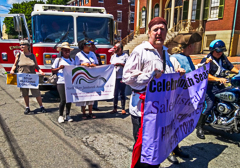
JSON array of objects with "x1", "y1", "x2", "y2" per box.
[
  {"x1": 203, "y1": 84, "x2": 225, "y2": 115},
  {"x1": 113, "y1": 78, "x2": 126, "y2": 110},
  {"x1": 57, "y1": 84, "x2": 72, "y2": 116},
  {"x1": 131, "y1": 115, "x2": 160, "y2": 168}
]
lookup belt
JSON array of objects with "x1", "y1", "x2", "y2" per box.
[{"x1": 132, "y1": 87, "x2": 146, "y2": 93}]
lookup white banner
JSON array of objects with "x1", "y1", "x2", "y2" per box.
[
  {"x1": 17, "y1": 73, "x2": 39, "y2": 89},
  {"x1": 64, "y1": 65, "x2": 116, "y2": 103}
]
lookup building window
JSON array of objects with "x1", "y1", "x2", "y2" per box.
[
  {"x1": 130, "y1": 0, "x2": 135, "y2": 6},
  {"x1": 154, "y1": 4, "x2": 159, "y2": 18},
  {"x1": 73, "y1": 1, "x2": 75, "y2": 6},
  {"x1": 98, "y1": 0, "x2": 104, "y2": 3},
  {"x1": 117, "y1": 0, "x2": 122, "y2": 4},
  {"x1": 81, "y1": 0, "x2": 84, "y2": 6},
  {"x1": 141, "y1": 7, "x2": 146, "y2": 28},
  {"x1": 192, "y1": 0, "x2": 197, "y2": 20},
  {"x1": 210, "y1": 0, "x2": 220, "y2": 19},
  {"x1": 130, "y1": 12, "x2": 134, "y2": 23},
  {"x1": 117, "y1": 11, "x2": 122, "y2": 22},
  {"x1": 206, "y1": 34, "x2": 216, "y2": 48},
  {"x1": 77, "y1": 0, "x2": 79, "y2": 6},
  {"x1": 86, "y1": 0, "x2": 89, "y2": 4}
]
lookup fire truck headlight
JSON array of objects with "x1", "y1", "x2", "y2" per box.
[
  {"x1": 2, "y1": 52, "x2": 7, "y2": 61},
  {"x1": 45, "y1": 60, "x2": 52, "y2": 64}
]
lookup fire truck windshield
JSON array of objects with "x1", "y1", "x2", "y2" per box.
[
  {"x1": 32, "y1": 15, "x2": 74, "y2": 44},
  {"x1": 76, "y1": 17, "x2": 113, "y2": 45},
  {"x1": 32, "y1": 15, "x2": 113, "y2": 45}
]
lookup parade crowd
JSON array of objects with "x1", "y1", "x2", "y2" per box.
[{"x1": 9, "y1": 17, "x2": 240, "y2": 167}]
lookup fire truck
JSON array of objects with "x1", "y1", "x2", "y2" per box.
[{"x1": 0, "y1": 4, "x2": 115, "y2": 84}]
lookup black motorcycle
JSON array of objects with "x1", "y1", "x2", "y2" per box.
[{"x1": 205, "y1": 71, "x2": 240, "y2": 141}]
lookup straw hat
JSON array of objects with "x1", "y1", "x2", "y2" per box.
[{"x1": 57, "y1": 42, "x2": 74, "y2": 51}]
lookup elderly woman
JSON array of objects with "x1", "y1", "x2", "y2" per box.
[
  {"x1": 52, "y1": 42, "x2": 75, "y2": 123},
  {"x1": 10, "y1": 40, "x2": 46, "y2": 114},
  {"x1": 75, "y1": 39, "x2": 99, "y2": 119}
]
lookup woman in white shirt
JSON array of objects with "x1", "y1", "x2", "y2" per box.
[
  {"x1": 75, "y1": 39, "x2": 99, "y2": 119},
  {"x1": 52, "y1": 42, "x2": 75, "y2": 123}
]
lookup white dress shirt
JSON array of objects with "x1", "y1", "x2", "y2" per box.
[{"x1": 122, "y1": 41, "x2": 175, "y2": 117}]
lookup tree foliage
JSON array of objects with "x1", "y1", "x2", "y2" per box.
[
  {"x1": 46, "y1": 0, "x2": 69, "y2": 5},
  {"x1": 3, "y1": 0, "x2": 45, "y2": 38}
]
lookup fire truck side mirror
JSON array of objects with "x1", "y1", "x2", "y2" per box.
[{"x1": 13, "y1": 16, "x2": 22, "y2": 32}]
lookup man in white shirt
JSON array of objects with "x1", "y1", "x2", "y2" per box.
[
  {"x1": 123, "y1": 17, "x2": 185, "y2": 167},
  {"x1": 110, "y1": 42, "x2": 128, "y2": 115}
]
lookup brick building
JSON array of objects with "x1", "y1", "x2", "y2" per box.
[
  {"x1": 133, "y1": 0, "x2": 240, "y2": 56},
  {"x1": 67, "y1": 0, "x2": 136, "y2": 40}
]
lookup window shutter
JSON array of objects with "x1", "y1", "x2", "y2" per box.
[
  {"x1": 218, "y1": 0, "x2": 225, "y2": 18},
  {"x1": 183, "y1": 1, "x2": 189, "y2": 20},
  {"x1": 203, "y1": 0, "x2": 209, "y2": 20},
  {"x1": 195, "y1": 0, "x2": 201, "y2": 20},
  {"x1": 139, "y1": 11, "x2": 141, "y2": 27}
]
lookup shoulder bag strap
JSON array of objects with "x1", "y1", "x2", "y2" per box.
[
  {"x1": 16, "y1": 52, "x2": 21, "y2": 65},
  {"x1": 163, "y1": 51, "x2": 166, "y2": 72},
  {"x1": 15, "y1": 52, "x2": 21, "y2": 72},
  {"x1": 57, "y1": 57, "x2": 61, "y2": 68},
  {"x1": 81, "y1": 51, "x2": 92, "y2": 64}
]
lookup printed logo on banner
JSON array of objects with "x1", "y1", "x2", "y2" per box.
[{"x1": 72, "y1": 67, "x2": 107, "y2": 84}]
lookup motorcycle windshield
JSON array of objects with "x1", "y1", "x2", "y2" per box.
[
  {"x1": 76, "y1": 16, "x2": 113, "y2": 45},
  {"x1": 32, "y1": 15, "x2": 74, "y2": 44}
]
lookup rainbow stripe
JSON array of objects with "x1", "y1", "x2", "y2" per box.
[{"x1": 72, "y1": 67, "x2": 106, "y2": 84}]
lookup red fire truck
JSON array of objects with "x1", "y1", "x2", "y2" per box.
[{"x1": 0, "y1": 4, "x2": 115, "y2": 84}]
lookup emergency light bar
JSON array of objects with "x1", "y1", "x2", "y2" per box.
[{"x1": 34, "y1": 4, "x2": 106, "y2": 14}]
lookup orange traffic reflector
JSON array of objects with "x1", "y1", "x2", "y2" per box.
[{"x1": 6, "y1": 74, "x2": 17, "y2": 85}]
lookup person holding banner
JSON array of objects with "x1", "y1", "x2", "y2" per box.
[
  {"x1": 10, "y1": 40, "x2": 46, "y2": 114},
  {"x1": 197, "y1": 40, "x2": 240, "y2": 139},
  {"x1": 90, "y1": 40, "x2": 102, "y2": 111},
  {"x1": 75, "y1": 39, "x2": 99, "y2": 119},
  {"x1": 169, "y1": 32, "x2": 204, "y2": 164},
  {"x1": 52, "y1": 42, "x2": 75, "y2": 123},
  {"x1": 123, "y1": 17, "x2": 185, "y2": 168},
  {"x1": 110, "y1": 42, "x2": 128, "y2": 115}
]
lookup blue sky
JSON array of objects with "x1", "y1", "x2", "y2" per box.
[
  {"x1": 0, "y1": 0, "x2": 47, "y2": 14},
  {"x1": 0, "y1": 0, "x2": 12, "y2": 14}
]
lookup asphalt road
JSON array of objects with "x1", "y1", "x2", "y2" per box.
[{"x1": 0, "y1": 69, "x2": 240, "y2": 168}]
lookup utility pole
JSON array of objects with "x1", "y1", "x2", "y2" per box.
[{"x1": 127, "y1": 0, "x2": 131, "y2": 43}]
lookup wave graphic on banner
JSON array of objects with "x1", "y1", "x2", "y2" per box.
[{"x1": 72, "y1": 67, "x2": 107, "y2": 84}]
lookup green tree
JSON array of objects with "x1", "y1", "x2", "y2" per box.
[
  {"x1": 3, "y1": 0, "x2": 44, "y2": 38},
  {"x1": 46, "y1": 0, "x2": 69, "y2": 5}
]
